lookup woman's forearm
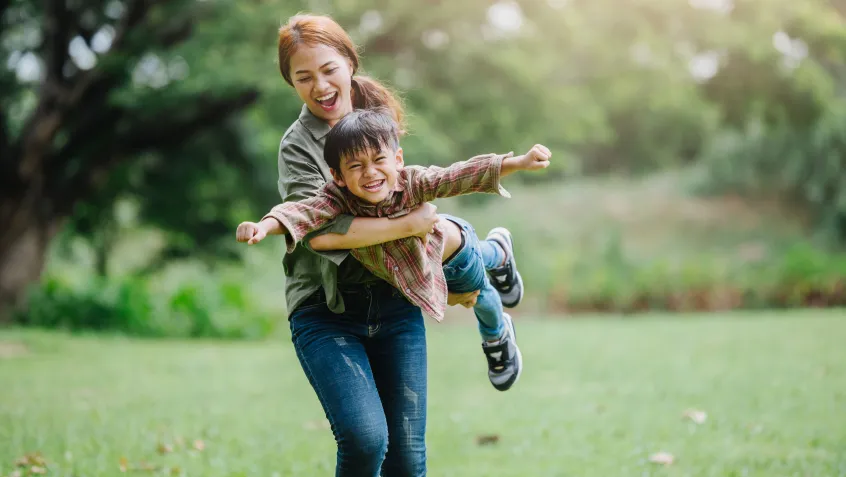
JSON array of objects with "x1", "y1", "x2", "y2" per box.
[{"x1": 309, "y1": 215, "x2": 416, "y2": 251}]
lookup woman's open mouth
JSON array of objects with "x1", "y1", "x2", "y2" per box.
[
  {"x1": 315, "y1": 92, "x2": 338, "y2": 111},
  {"x1": 362, "y1": 180, "x2": 385, "y2": 193}
]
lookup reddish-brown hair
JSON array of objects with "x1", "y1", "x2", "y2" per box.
[{"x1": 278, "y1": 14, "x2": 405, "y2": 132}]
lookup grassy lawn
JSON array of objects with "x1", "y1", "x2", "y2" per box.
[{"x1": 1, "y1": 310, "x2": 845, "y2": 476}]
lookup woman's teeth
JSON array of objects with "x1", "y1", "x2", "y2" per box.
[{"x1": 315, "y1": 92, "x2": 338, "y2": 107}]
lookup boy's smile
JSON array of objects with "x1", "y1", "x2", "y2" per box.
[{"x1": 332, "y1": 146, "x2": 404, "y2": 204}]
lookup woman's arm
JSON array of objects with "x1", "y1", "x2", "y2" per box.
[{"x1": 309, "y1": 203, "x2": 438, "y2": 251}]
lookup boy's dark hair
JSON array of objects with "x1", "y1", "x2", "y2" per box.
[{"x1": 323, "y1": 108, "x2": 400, "y2": 172}]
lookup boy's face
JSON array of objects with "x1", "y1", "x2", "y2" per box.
[{"x1": 332, "y1": 146, "x2": 404, "y2": 204}]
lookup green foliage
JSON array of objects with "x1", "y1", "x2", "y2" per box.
[
  {"x1": 550, "y1": 237, "x2": 846, "y2": 313},
  {"x1": 697, "y1": 107, "x2": 846, "y2": 243},
  {"x1": 15, "y1": 275, "x2": 276, "y2": 339}
]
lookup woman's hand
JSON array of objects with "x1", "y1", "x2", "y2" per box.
[
  {"x1": 407, "y1": 203, "x2": 439, "y2": 245},
  {"x1": 447, "y1": 290, "x2": 480, "y2": 308}
]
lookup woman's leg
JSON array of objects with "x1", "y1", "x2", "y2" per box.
[
  {"x1": 289, "y1": 294, "x2": 388, "y2": 477},
  {"x1": 367, "y1": 285, "x2": 428, "y2": 477}
]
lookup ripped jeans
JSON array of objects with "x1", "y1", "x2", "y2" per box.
[{"x1": 289, "y1": 281, "x2": 427, "y2": 477}]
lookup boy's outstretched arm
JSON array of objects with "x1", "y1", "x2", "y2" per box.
[
  {"x1": 236, "y1": 217, "x2": 286, "y2": 245},
  {"x1": 501, "y1": 144, "x2": 552, "y2": 177},
  {"x1": 410, "y1": 144, "x2": 552, "y2": 203},
  {"x1": 235, "y1": 191, "x2": 345, "y2": 251}
]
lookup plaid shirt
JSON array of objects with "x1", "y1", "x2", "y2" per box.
[{"x1": 262, "y1": 152, "x2": 512, "y2": 321}]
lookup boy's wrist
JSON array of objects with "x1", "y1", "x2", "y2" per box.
[
  {"x1": 259, "y1": 217, "x2": 283, "y2": 235},
  {"x1": 501, "y1": 155, "x2": 524, "y2": 176}
]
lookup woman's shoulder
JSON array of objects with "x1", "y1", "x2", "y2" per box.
[{"x1": 278, "y1": 120, "x2": 322, "y2": 159}]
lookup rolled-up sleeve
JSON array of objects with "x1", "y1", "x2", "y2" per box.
[{"x1": 405, "y1": 152, "x2": 513, "y2": 204}]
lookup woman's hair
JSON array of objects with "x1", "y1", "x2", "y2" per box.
[
  {"x1": 277, "y1": 14, "x2": 406, "y2": 133},
  {"x1": 323, "y1": 108, "x2": 400, "y2": 172}
]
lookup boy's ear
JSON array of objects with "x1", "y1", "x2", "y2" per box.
[
  {"x1": 395, "y1": 147, "x2": 404, "y2": 169},
  {"x1": 330, "y1": 168, "x2": 346, "y2": 187}
]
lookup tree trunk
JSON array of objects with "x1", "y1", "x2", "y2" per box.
[{"x1": 0, "y1": 207, "x2": 60, "y2": 323}]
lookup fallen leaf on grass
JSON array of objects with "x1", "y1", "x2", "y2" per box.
[
  {"x1": 9, "y1": 470, "x2": 23, "y2": 477},
  {"x1": 14, "y1": 453, "x2": 46, "y2": 468},
  {"x1": 476, "y1": 434, "x2": 500, "y2": 446},
  {"x1": 29, "y1": 466, "x2": 46, "y2": 475},
  {"x1": 157, "y1": 443, "x2": 173, "y2": 455},
  {"x1": 682, "y1": 409, "x2": 707, "y2": 424},
  {"x1": 649, "y1": 451, "x2": 674, "y2": 466},
  {"x1": 192, "y1": 440, "x2": 205, "y2": 452},
  {"x1": 0, "y1": 341, "x2": 28, "y2": 359},
  {"x1": 119, "y1": 457, "x2": 158, "y2": 473}
]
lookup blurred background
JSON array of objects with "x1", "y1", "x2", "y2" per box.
[{"x1": 2, "y1": 0, "x2": 845, "y2": 338}]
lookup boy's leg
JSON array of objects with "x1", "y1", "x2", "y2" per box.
[
  {"x1": 441, "y1": 215, "x2": 523, "y2": 391},
  {"x1": 482, "y1": 228, "x2": 524, "y2": 308},
  {"x1": 475, "y1": 276, "x2": 523, "y2": 391}
]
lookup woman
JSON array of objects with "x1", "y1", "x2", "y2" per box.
[{"x1": 271, "y1": 14, "x2": 522, "y2": 476}]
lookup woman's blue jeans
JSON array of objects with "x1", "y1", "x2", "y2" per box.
[{"x1": 289, "y1": 281, "x2": 427, "y2": 477}]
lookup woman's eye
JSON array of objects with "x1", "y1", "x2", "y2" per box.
[
  {"x1": 326, "y1": 67, "x2": 339, "y2": 74},
  {"x1": 296, "y1": 77, "x2": 310, "y2": 83}
]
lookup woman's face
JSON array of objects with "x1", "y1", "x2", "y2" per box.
[{"x1": 289, "y1": 43, "x2": 354, "y2": 127}]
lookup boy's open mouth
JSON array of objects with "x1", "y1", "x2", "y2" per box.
[
  {"x1": 362, "y1": 179, "x2": 385, "y2": 192},
  {"x1": 315, "y1": 92, "x2": 338, "y2": 110}
]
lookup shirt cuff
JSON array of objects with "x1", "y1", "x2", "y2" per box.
[
  {"x1": 489, "y1": 152, "x2": 513, "y2": 198},
  {"x1": 260, "y1": 211, "x2": 301, "y2": 254}
]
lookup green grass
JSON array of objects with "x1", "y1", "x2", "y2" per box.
[{"x1": 2, "y1": 310, "x2": 845, "y2": 476}]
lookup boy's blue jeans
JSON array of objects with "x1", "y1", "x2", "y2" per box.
[{"x1": 440, "y1": 214, "x2": 506, "y2": 341}]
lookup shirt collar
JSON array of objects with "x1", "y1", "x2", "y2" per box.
[{"x1": 298, "y1": 104, "x2": 331, "y2": 140}]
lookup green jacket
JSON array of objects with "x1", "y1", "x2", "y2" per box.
[{"x1": 277, "y1": 105, "x2": 379, "y2": 315}]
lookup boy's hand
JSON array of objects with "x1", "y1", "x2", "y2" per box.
[
  {"x1": 236, "y1": 221, "x2": 268, "y2": 245},
  {"x1": 448, "y1": 290, "x2": 480, "y2": 308},
  {"x1": 501, "y1": 144, "x2": 551, "y2": 177},
  {"x1": 517, "y1": 144, "x2": 551, "y2": 171}
]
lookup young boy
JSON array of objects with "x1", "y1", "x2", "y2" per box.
[{"x1": 236, "y1": 109, "x2": 551, "y2": 391}]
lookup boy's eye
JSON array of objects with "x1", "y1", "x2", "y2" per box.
[
  {"x1": 375, "y1": 157, "x2": 385, "y2": 162},
  {"x1": 348, "y1": 164, "x2": 361, "y2": 169},
  {"x1": 325, "y1": 67, "x2": 339, "y2": 74}
]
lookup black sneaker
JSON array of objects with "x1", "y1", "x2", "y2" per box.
[
  {"x1": 481, "y1": 313, "x2": 523, "y2": 391},
  {"x1": 485, "y1": 227, "x2": 524, "y2": 308}
]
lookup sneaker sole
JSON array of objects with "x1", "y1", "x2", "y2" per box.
[{"x1": 487, "y1": 227, "x2": 524, "y2": 308}]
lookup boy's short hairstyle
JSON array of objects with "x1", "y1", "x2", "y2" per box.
[{"x1": 323, "y1": 108, "x2": 400, "y2": 172}]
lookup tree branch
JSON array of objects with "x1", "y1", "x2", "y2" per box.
[
  {"x1": 0, "y1": 0, "x2": 11, "y2": 35},
  {"x1": 43, "y1": 0, "x2": 74, "y2": 90},
  {"x1": 51, "y1": 89, "x2": 259, "y2": 215}
]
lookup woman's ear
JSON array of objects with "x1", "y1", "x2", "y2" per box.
[{"x1": 330, "y1": 168, "x2": 346, "y2": 187}]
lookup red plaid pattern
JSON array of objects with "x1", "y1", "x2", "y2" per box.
[{"x1": 262, "y1": 152, "x2": 511, "y2": 321}]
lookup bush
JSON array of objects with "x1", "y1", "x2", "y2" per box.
[
  {"x1": 548, "y1": 238, "x2": 846, "y2": 314},
  {"x1": 695, "y1": 108, "x2": 846, "y2": 244},
  {"x1": 15, "y1": 275, "x2": 278, "y2": 339}
]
